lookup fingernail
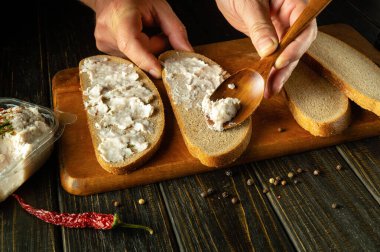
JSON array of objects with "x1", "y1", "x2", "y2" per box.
[
  {"x1": 149, "y1": 69, "x2": 161, "y2": 79},
  {"x1": 257, "y1": 37, "x2": 278, "y2": 58},
  {"x1": 275, "y1": 59, "x2": 289, "y2": 69}
]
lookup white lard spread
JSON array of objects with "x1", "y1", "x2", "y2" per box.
[
  {"x1": 164, "y1": 56, "x2": 240, "y2": 131},
  {"x1": 80, "y1": 57, "x2": 155, "y2": 163},
  {"x1": 0, "y1": 106, "x2": 52, "y2": 202},
  {"x1": 0, "y1": 106, "x2": 50, "y2": 169},
  {"x1": 201, "y1": 96, "x2": 240, "y2": 131}
]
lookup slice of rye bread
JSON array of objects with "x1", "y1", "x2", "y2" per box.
[
  {"x1": 304, "y1": 31, "x2": 380, "y2": 116},
  {"x1": 79, "y1": 55, "x2": 165, "y2": 174},
  {"x1": 284, "y1": 61, "x2": 351, "y2": 137},
  {"x1": 159, "y1": 51, "x2": 252, "y2": 167}
]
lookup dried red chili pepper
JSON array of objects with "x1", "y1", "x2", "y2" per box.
[{"x1": 13, "y1": 194, "x2": 153, "y2": 234}]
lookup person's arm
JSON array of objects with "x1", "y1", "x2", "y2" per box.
[
  {"x1": 80, "y1": 0, "x2": 193, "y2": 78},
  {"x1": 215, "y1": 0, "x2": 317, "y2": 98}
]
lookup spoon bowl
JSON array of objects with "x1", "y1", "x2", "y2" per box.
[
  {"x1": 210, "y1": 0, "x2": 332, "y2": 130},
  {"x1": 210, "y1": 69, "x2": 265, "y2": 129}
]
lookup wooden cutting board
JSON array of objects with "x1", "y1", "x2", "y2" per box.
[{"x1": 53, "y1": 24, "x2": 380, "y2": 196}]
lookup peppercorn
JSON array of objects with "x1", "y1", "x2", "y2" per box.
[
  {"x1": 297, "y1": 168, "x2": 303, "y2": 174},
  {"x1": 247, "y1": 179, "x2": 254, "y2": 186},
  {"x1": 281, "y1": 180, "x2": 287, "y2": 186},
  {"x1": 313, "y1": 169, "x2": 320, "y2": 176},
  {"x1": 222, "y1": 192, "x2": 229, "y2": 198},
  {"x1": 288, "y1": 172, "x2": 294, "y2": 179},
  {"x1": 277, "y1": 127, "x2": 285, "y2": 133},
  {"x1": 112, "y1": 200, "x2": 120, "y2": 207},
  {"x1": 207, "y1": 188, "x2": 214, "y2": 195},
  {"x1": 231, "y1": 197, "x2": 239, "y2": 204},
  {"x1": 225, "y1": 170, "x2": 233, "y2": 177},
  {"x1": 269, "y1": 178, "x2": 275, "y2": 184},
  {"x1": 200, "y1": 192, "x2": 208, "y2": 198},
  {"x1": 138, "y1": 199, "x2": 146, "y2": 205},
  {"x1": 336, "y1": 164, "x2": 342, "y2": 171}
]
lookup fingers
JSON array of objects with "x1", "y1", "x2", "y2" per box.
[
  {"x1": 113, "y1": 8, "x2": 162, "y2": 78},
  {"x1": 275, "y1": 19, "x2": 317, "y2": 69},
  {"x1": 240, "y1": 0, "x2": 279, "y2": 57},
  {"x1": 273, "y1": 0, "x2": 318, "y2": 69},
  {"x1": 155, "y1": 0, "x2": 193, "y2": 52},
  {"x1": 265, "y1": 60, "x2": 299, "y2": 98}
]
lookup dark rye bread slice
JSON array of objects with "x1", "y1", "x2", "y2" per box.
[
  {"x1": 305, "y1": 31, "x2": 380, "y2": 116},
  {"x1": 79, "y1": 55, "x2": 165, "y2": 174},
  {"x1": 284, "y1": 61, "x2": 351, "y2": 137},
  {"x1": 159, "y1": 51, "x2": 252, "y2": 167}
]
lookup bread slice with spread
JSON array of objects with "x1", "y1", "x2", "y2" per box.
[
  {"x1": 159, "y1": 51, "x2": 252, "y2": 167},
  {"x1": 305, "y1": 31, "x2": 380, "y2": 116},
  {"x1": 284, "y1": 61, "x2": 351, "y2": 137},
  {"x1": 79, "y1": 55, "x2": 165, "y2": 174}
]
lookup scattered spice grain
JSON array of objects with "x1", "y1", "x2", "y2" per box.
[
  {"x1": 277, "y1": 195, "x2": 281, "y2": 199},
  {"x1": 277, "y1": 127, "x2": 285, "y2": 133},
  {"x1": 231, "y1": 197, "x2": 239, "y2": 204},
  {"x1": 293, "y1": 180, "x2": 299, "y2": 185},
  {"x1": 112, "y1": 200, "x2": 120, "y2": 207},
  {"x1": 269, "y1": 178, "x2": 275, "y2": 184},
  {"x1": 313, "y1": 169, "x2": 320, "y2": 176},
  {"x1": 275, "y1": 176, "x2": 281, "y2": 181},
  {"x1": 297, "y1": 168, "x2": 303, "y2": 174},
  {"x1": 225, "y1": 170, "x2": 233, "y2": 177},
  {"x1": 273, "y1": 180, "x2": 279, "y2": 186},
  {"x1": 336, "y1": 164, "x2": 342, "y2": 171},
  {"x1": 281, "y1": 180, "x2": 287, "y2": 186},
  {"x1": 138, "y1": 199, "x2": 146, "y2": 205},
  {"x1": 207, "y1": 188, "x2": 214, "y2": 195},
  {"x1": 200, "y1": 192, "x2": 208, "y2": 198},
  {"x1": 288, "y1": 172, "x2": 294, "y2": 179},
  {"x1": 331, "y1": 203, "x2": 338, "y2": 209},
  {"x1": 222, "y1": 192, "x2": 229, "y2": 198},
  {"x1": 247, "y1": 179, "x2": 254, "y2": 186}
]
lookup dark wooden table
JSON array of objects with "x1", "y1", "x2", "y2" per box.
[{"x1": 1, "y1": 0, "x2": 380, "y2": 251}]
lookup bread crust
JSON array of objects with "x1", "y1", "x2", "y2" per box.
[
  {"x1": 283, "y1": 90, "x2": 351, "y2": 137},
  {"x1": 159, "y1": 51, "x2": 252, "y2": 167},
  {"x1": 79, "y1": 55, "x2": 165, "y2": 174},
  {"x1": 283, "y1": 59, "x2": 351, "y2": 137},
  {"x1": 305, "y1": 32, "x2": 380, "y2": 116}
]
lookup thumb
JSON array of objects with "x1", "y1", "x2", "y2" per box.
[{"x1": 241, "y1": 1, "x2": 278, "y2": 57}]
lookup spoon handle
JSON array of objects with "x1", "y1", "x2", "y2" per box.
[{"x1": 260, "y1": 0, "x2": 332, "y2": 76}]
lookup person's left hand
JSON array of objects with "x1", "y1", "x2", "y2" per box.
[{"x1": 215, "y1": 0, "x2": 318, "y2": 98}]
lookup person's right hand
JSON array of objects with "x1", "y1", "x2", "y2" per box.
[{"x1": 81, "y1": 0, "x2": 193, "y2": 78}]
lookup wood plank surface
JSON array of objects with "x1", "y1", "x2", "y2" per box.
[
  {"x1": 2, "y1": 0, "x2": 380, "y2": 251},
  {"x1": 0, "y1": 1, "x2": 62, "y2": 251},
  {"x1": 337, "y1": 139, "x2": 380, "y2": 204},
  {"x1": 159, "y1": 167, "x2": 295, "y2": 251},
  {"x1": 53, "y1": 24, "x2": 380, "y2": 196},
  {"x1": 58, "y1": 186, "x2": 178, "y2": 251},
  {"x1": 40, "y1": 1, "x2": 178, "y2": 251},
  {"x1": 253, "y1": 148, "x2": 380, "y2": 251}
]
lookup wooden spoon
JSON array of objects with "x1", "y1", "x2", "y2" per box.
[{"x1": 210, "y1": 0, "x2": 332, "y2": 129}]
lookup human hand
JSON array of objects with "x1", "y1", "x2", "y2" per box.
[
  {"x1": 81, "y1": 0, "x2": 193, "y2": 78},
  {"x1": 215, "y1": 0, "x2": 317, "y2": 98}
]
